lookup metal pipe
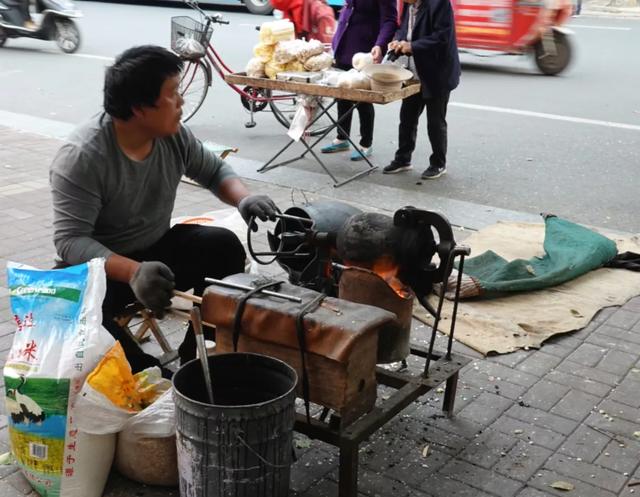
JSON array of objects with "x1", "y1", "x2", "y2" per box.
[{"x1": 204, "y1": 278, "x2": 302, "y2": 303}]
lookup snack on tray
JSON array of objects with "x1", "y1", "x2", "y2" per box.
[
  {"x1": 246, "y1": 57, "x2": 266, "y2": 78},
  {"x1": 273, "y1": 39, "x2": 306, "y2": 64},
  {"x1": 352, "y1": 52, "x2": 374, "y2": 71},
  {"x1": 337, "y1": 69, "x2": 371, "y2": 90},
  {"x1": 296, "y1": 39, "x2": 325, "y2": 62},
  {"x1": 303, "y1": 51, "x2": 333, "y2": 72},
  {"x1": 259, "y1": 20, "x2": 295, "y2": 45},
  {"x1": 265, "y1": 59, "x2": 286, "y2": 79},
  {"x1": 253, "y1": 42, "x2": 275, "y2": 63},
  {"x1": 285, "y1": 59, "x2": 305, "y2": 72}
]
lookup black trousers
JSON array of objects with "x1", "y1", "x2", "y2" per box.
[
  {"x1": 336, "y1": 99, "x2": 375, "y2": 148},
  {"x1": 101, "y1": 224, "x2": 246, "y2": 373},
  {"x1": 394, "y1": 91, "x2": 450, "y2": 168}
]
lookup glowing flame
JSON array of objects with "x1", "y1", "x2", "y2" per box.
[{"x1": 370, "y1": 256, "x2": 412, "y2": 299}]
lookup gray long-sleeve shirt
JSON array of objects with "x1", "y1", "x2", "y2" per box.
[{"x1": 50, "y1": 113, "x2": 238, "y2": 265}]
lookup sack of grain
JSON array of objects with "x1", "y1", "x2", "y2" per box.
[{"x1": 114, "y1": 390, "x2": 177, "y2": 486}]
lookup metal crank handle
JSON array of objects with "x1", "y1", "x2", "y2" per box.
[{"x1": 204, "y1": 278, "x2": 302, "y2": 303}]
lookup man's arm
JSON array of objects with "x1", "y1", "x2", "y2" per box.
[{"x1": 410, "y1": 0, "x2": 455, "y2": 55}]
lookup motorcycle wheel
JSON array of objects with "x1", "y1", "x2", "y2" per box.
[
  {"x1": 0, "y1": 28, "x2": 7, "y2": 48},
  {"x1": 534, "y1": 30, "x2": 571, "y2": 76},
  {"x1": 54, "y1": 19, "x2": 81, "y2": 54}
]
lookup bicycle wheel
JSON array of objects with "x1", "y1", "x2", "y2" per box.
[
  {"x1": 179, "y1": 59, "x2": 210, "y2": 122},
  {"x1": 269, "y1": 92, "x2": 334, "y2": 137}
]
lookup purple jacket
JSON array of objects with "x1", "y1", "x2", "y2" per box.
[{"x1": 332, "y1": 0, "x2": 398, "y2": 68}]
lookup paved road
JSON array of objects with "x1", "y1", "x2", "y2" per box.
[{"x1": 0, "y1": 3, "x2": 638, "y2": 231}]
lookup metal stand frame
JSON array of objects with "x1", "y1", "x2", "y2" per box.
[
  {"x1": 293, "y1": 247, "x2": 471, "y2": 497},
  {"x1": 258, "y1": 99, "x2": 378, "y2": 188}
]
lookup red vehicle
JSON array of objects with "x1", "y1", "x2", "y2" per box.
[{"x1": 452, "y1": 0, "x2": 574, "y2": 75}]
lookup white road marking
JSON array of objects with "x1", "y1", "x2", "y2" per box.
[
  {"x1": 451, "y1": 102, "x2": 640, "y2": 132},
  {"x1": 69, "y1": 53, "x2": 115, "y2": 61},
  {"x1": 570, "y1": 25, "x2": 631, "y2": 30}
]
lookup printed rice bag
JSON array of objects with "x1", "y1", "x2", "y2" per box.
[{"x1": 5, "y1": 259, "x2": 116, "y2": 497}]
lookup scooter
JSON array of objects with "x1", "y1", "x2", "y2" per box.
[{"x1": 0, "y1": 0, "x2": 81, "y2": 53}]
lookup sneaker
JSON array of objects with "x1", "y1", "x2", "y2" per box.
[
  {"x1": 421, "y1": 165, "x2": 447, "y2": 179},
  {"x1": 321, "y1": 139, "x2": 350, "y2": 154},
  {"x1": 350, "y1": 146, "x2": 372, "y2": 161},
  {"x1": 383, "y1": 161, "x2": 413, "y2": 174}
]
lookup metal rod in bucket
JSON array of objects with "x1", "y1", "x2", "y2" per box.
[{"x1": 190, "y1": 306, "x2": 215, "y2": 404}]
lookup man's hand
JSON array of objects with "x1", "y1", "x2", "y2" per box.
[
  {"x1": 238, "y1": 195, "x2": 278, "y2": 232},
  {"x1": 129, "y1": 261, "x2": 175, "y2": 318},
  {"x1": 371, "y1": 45, "x2": 383, "y2": 64},
  {"x1": 388, "y1": 40, "x2": 412, "y2": 55}
]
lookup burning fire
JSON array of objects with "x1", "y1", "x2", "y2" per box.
[{"x1": 344, "y1": 256, "x2": 412, "y2": 299}]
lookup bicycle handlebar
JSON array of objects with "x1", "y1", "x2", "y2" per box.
[{"x1": 183, "y1": 0, "x2": 229, "y2": 25}]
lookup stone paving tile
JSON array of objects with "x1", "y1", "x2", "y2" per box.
[
  {"x1": 550, "y1": 389, "x2": 599, "y2": 422},
  {"x1": 515, "y1": 352, "x2": 563, "y2": 378},
  {"x1": 457, "y1": 392, "x2": 513, "y2": 427},
  {"x1": 545, "y1": 369, "x2": 612, "y2": 397},
  {"x1": 355, "y1": 469, "x2": 414, "y2": 497},
  {"x1": 556, "y1": 359, "x2": 622, "y2": 386},
  {"x1": 597, "y1": 323, "x2": 640, "y2": 346},
  {"x1": 545, "y1": 452, "x2": 628, "y2": 493},
  {"x1": 608, "y1": 375, "x2": 640, "y2": 408},
  {"x1": 514, "y1": 488, "x2": 556, "y2": 497},
  {"x1": 383, "y1": 447, "x2": 451, "y2": 488},
  {"x1": 416, "y1": 474, "x2": 496, "y2": 497},
  {"x1": 290, "y1": 446, "x2": 336, "y2": 493},
  {"x1": 604, "y1": 310, "x2": 640, "y2": 330},
  {"x1": 504, "y1": 405, "x2": 578, "y2": 436},
  {"x1": 556, "y1": 424, "x2": 610, "y2": 462},
  {"x1": 565, "y1": 342, "x2": 609, "y2": 367},
  {"x1": 527, "y1": 469, "x2": 617, "y2": 497},
  {"x1": 598, "y1": 398, "x2": 640, "y2": 425},
  {"x1": 520, "y1": 380, "x2": 569, "y2": 411},
  {"x1": 587, "y1": 332, "x2": 640, "y2": 357},
  {"x1": 594, "y1": 437, "x2": 640, "y2": 475},
  {"x1": 597, "y1": 349, "x2": 638, "y2": 376},
  {"x1": 458, "y1": 428, "x2": 518, "y2": 469},
  {"x1": 491, "y1": 415, "x2": 566, "y2": 451},
  {"x1": 584, "y1": 412, "x2": 640, "y2": 445},
  {"x1": 493, "y1": 440, "x2": 553, "y2": 482},
  {"x1": 438, "y1": 459, "x2": 523, "y2": 497},
  {"x1": 299, "y1": 478, "x2": 339, "y2": 497}
]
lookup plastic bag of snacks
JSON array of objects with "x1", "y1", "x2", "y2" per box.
[
  {"x1": 303, "y1": 51, "x2": 333, "y2": 72},
  {"x1": 253, "y1": 42, "x2": 275, "y2": 63},
  {"x1": 259, "y1": 20, "x2": 295, "y2": 45},
  {"x1": 265, "y1": 59, "x2": 286, "y2": 79},
  {"x1": 352, "y1": 52, "x2": 374, "y2": 71},
  {"x1": 246, "y1": 57, "x2": 266, "y2": 78},
  {"x1": 273, "y1": 39, "x2": 306, "y2": 64},
  {"x1": 285, "y1": 60, "x2": 305, "y2": 72},
  {"x1": 5, "y1": 259, "x2": 116, "y2": 497},
  {"x1": 296, "y1": 39, "x2": 325, "y2": 62}
]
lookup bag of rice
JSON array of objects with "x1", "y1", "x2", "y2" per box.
[
  {"x1": 5, "y1": 259, "x2": 116, "y2": 497},
  {"x1": 296, "y1": 39, "x2": 325, "y2": 62},
  {"x1": 245, "y1": 57, "x2": 266, "y2": 78}
]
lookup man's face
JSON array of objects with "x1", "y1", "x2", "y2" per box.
[{"x1": 137, "y1": 74, "x2": 184, "y2": 137}]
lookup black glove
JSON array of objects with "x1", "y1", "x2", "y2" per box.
[
  {"x1": 238, "y1": 195, "x2": 278, "y2": 232},
  {"x1": 129, "y1": 261, "x2": 175, "y2": 318}
]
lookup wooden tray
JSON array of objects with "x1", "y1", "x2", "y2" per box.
[{"x1": 225, "y1": 72, "x2": 421, "y2": 104}]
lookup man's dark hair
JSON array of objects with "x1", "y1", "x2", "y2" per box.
[{"x1": 104, "y1": 45, "x2": 184, "y2": 120}]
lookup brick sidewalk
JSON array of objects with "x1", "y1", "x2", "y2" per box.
[{"x1": 1, "y1": 125, "x2": 640, "y2": 497}]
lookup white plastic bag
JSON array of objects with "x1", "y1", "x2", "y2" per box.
[{"x1": 287, "y1": 96, "x2": 319, "y2": 141}]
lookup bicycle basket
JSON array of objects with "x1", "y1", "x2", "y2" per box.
[{"x1": 171, "y1": 16, "x2": 212, "y2": 59}]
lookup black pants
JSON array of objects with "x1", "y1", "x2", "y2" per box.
[
  {"x1": 336, "y1": 99, "x2": 375, "y2": 148},
  {"x1": 394, "y1": 91, "x2": 450, "y2": 168},
  {"x1": 102, "y1": 224, "x2": 246, "y2": 373}
]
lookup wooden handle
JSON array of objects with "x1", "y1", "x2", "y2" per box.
[{"x1": 173, "y1": 290, "x2": 203, "y2": 304}]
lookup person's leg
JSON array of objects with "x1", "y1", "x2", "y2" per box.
[
  {"x1": 385, "y1": 93, "x2": 425, "y2": 173},
  {"x1": 357, "y1": 103, "x2": 375, "y2": 148},
  {"x1": 322, "y1": 99, "x2": 353, "y2": 153},
  {"x1": 152, "y1": 224, "x2": 246, "y2": 364},
  {"x1": 422, "y1": 92, "x2": 450, "y2": 179}
]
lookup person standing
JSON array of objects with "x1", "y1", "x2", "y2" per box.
[
  {"x1": 321, "y1": 0, "x2": 397, "y2": 161},
  {"x1": 383, "y1": 0, "x2": 460, "y2": 179}
]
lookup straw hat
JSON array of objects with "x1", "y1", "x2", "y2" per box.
[{"x1": 360, "y1": 63, "x2": 413, "y2": 91}]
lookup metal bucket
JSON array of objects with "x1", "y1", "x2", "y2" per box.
[{"x1": 172, "y1": 353, "x2": 298, "y2": 497}]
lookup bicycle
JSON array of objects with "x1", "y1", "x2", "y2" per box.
[{"x1": 171, "y1": 1, "x2": 333, "y2": 135}]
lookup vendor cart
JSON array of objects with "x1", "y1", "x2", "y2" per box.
[{"x1": 224, "y1": 73, "x2": 421, "y2": 187}]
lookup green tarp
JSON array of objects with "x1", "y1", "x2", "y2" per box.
[{"x1": 461, "y1": 215, "x2": 618, "y2": 298}]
